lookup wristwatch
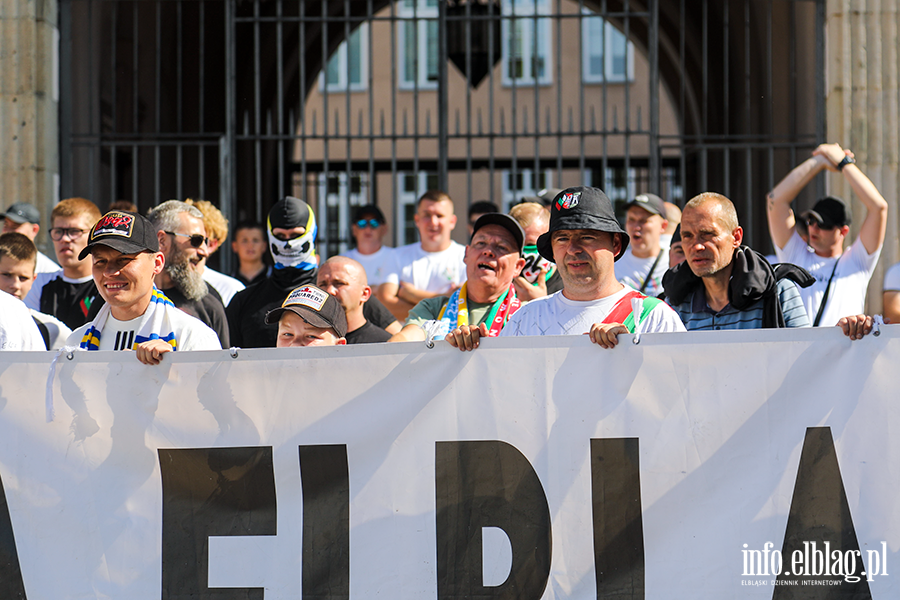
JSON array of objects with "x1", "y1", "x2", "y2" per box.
[{"x1": 837, "y1": 155, "x2": 856, "y2": 170}]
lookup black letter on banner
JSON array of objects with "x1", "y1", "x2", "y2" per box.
[
  {"x1": 158, "y1": 447, "x2": 276, "y2": 600},
  {"x1": 299, "y1": 445, "x2": 350, "y2": 599},
  {"x1": 435, "y1": 441, "x2": 551, "y2": 600},
  {"x1": 774, "y1": 427, "x2": 871, "y2": 597},
  {"x1": 590, "y1": 438, "x2": 644, "y2": 599},
  {"x1": 0, "y1": 473, "x2": 26, "y2": 599}
]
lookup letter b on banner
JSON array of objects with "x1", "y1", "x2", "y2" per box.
[{"x1": 435, "y1": 441, "x2": 552, "y2": 600}]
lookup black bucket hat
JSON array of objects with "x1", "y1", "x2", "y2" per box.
[{"x1": 536, "y1": 186, "x2": 629, "y2": 262}]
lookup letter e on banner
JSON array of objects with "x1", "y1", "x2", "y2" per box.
[{"x1": 158, "y1": 447, "x2": 277, "y2": 600}]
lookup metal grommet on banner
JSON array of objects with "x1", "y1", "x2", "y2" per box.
[
  {"x1": 873, "y1": 314, "x2": 884, "y2": 337},
  {"x1": 632, "y1": 334, "x2": 641, "y2": 345},
  {"x1": 229, "y1": 347, "x2": 239, "y2": 359},
  {"x1": 66, "y1": 351, "x2": 75, "y2": 360}
]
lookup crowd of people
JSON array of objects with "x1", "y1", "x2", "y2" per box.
[{"x1": 0, "y1": 143, "x2": 887, "y2": 356}]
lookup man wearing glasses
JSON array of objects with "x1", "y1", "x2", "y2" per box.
[
  {"x1": 342, "y1": 204, "x2": 394, "y2": 287},
  {"x1": 24, "y1": 197, "x2": 105, "y2": 330},
  {"x1": 766, "y1": 143, "x2": 888, "y2": 326},
  {"x1": 147, "y1": 200, "x2": 229, "y2": 348}
]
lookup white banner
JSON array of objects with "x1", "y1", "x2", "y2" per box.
[{"x1": 0, "y1": 327, "x2": 897, "y2": 599}]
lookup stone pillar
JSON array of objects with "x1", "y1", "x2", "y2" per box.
[
  {"x1": 825, "y1": 0, "x2": 900, "y2": 313},
  {"x1": 0, "y1": 0, "x2": 58, "y2": 251}
]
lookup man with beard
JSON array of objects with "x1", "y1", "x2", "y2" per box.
[
  {"x1": 147, "y1": 201, "x2": 229, "y2": 348},
  {"x1": 226, "y1": 196, "x2": 320, "y2": 348}
]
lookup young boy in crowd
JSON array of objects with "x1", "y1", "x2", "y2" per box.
[{"x1": 266, "y1": 284, "x2": 347, "y2": 348}]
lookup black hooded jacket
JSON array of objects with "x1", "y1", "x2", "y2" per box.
[
  {"x1": 662, "y1": 246, "x2": 814, "y2": 328},
  {"x1": 226, "y1": 266, "x2": 317, "y2": 348}
]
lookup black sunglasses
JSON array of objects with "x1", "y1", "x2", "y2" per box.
[
  {"x1": 165, "y1": 231, "x2": 209, "y2": 248},
  {"x1": 805, "y1": 216, "x2": 835, "y2": 231},
  {"x1": 355, "y1": 218, "x2": 381, "y2": 229}
]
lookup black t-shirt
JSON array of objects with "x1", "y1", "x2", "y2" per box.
[
  {"x1": 233, "y1": 266, "x2": 272, "y2": 288},
  {"x1": 39, "y1": 276, "x2": 105, "y2": 330},
  {"x1": 345, "y1": 320, "x2": 391, "y2": 344},
  {"x1": 226, "y1": 267, "x2": 318, "y2": 348},
  {"x1": 362, "y1": 296, "x2": 398, "y2": 330},
  {"x1": 159, "y1": 284, "x2": 229, "y2": 348}
]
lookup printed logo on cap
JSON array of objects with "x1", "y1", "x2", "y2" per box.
[
  {"x1": 92, "y1": 212, "x2": 135, "y2": 239},
  {"x1": 556, "y1": 191, "x2": 581, "y2": 211},
  {"x1": 284, "y1": 285, "x2": 329, "y2": 312},
  {"x1": 635, "y1": 195, "x2": 650, "y2": 203}
]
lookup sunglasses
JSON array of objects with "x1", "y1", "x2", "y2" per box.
[
  {"x1": 355, "y1": 219, "x2": 381, "y2": 229},
  {"x1": 165, "y1": 231, "x2": 209, "y2": 248},
  {"x1": 805, "y1": 216, "x2": 836, "y2": 231}
]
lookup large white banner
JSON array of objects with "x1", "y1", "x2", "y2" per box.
[{"x1": 0, "y1": 327, "x2": 897, "y2": 599}]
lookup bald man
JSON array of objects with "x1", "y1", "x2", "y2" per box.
[{"x1": 317, "y1": 256, "x2": 391, "y2": 344}]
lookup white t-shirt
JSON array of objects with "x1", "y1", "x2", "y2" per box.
[
  {"x1": 883, "y1": 262, "x2": 900, "y2": 291},
  {"x1": 202, "y1": 267, "x2": 245, "y2": 307},
  {"x1": 614, "y1": 248, "x2": 668, "y2": 297},
  {"x1": 775, "y1": 231, "x2": 880, "y2": 326},
  {"x1": 30, "y1": 309, "x2": 72, "y2": 349},
  {"x1": 0, "y1": 292, "x2": 44, "y2": 350},
  {"x1": 35, "y1": 251, "x2": 60, "y2": 274},
  {"x1": 67, "y1": 307, "x2": 221, "y2": 351},
  {"x1": 342, "y1": 246, "x2": 395, "y2": 287},
  {"x1": 500, "y1": 286, "x2": 686, "y2": 337},
  {"x1": 384, "y1": 241, "x2": 466, "y2": 294}
]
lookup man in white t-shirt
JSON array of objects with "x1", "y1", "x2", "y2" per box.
[
  {"x1": 341, "y1": 204, "x2": 394, "y2": 287},
  {"x1": 766, "y1": 143, "x2": 887, "y2": 326},
  {"x1": 67, "y1": 210, "x2": 221, "y2": 364},
  {"x1": 377, "y1": 190, "x2": 466, "y2": 321},
  {"x1": 614, "y1": 193, "x2": 669, "y2": 296},
  {"x1": 502, "y1": 187, "x2": 686, "y2": 347}
]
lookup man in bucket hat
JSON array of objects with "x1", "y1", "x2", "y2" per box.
[
  {"x1": 67, "y1": 210, "x2": 221, "y2": 364},
  {"x1": 500, "y1": 186, "x2": 685, "y2": 348}
]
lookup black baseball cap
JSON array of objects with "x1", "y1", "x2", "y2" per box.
[
  {"x1": 625, "y1": 193, "x2": 666, "y2": 218},
  {"x1": 78, "y1": 211, "x2": 160, "y2": 260},
  {"x1": 536, "y1": 186, "x2": 630, "y2": 262},
  {"x1": 470, "y1": 213, "x2": 525, "y2": 254},
  {"x1": 353, "y1": 204, "x2": 386, "y2": 224},
  {"x1": 269, "y1": 196, "x2": 313, "y2": 230},
  {"x1": 4, "y1": 203, "x2": 41, "y2": 225},
  {"x1": 265, "y1": 284, "x2": 348, "y2": 338},
  {"x1": 802, "y1": 196, "x2": 851, "y2": 229}
]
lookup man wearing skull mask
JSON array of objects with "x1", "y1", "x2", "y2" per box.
[{"x1": 226, "y1": 196, "x2": 320, "y2": 347}]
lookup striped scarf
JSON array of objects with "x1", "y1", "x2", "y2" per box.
[{"x1": 79, "y1": 288, "x2": 180, "y2": 351}]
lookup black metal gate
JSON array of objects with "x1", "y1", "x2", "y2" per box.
[{"x1": 60, "y1": 0, "x2": 825, "y2": 268}]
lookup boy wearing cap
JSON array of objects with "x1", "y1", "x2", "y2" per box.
[
  {"x1": 3, "y1": 202, "x2": 61, "y2": 274},
  {"x1": 342, "y1": 204, "x2": 394, "y2": 287},
  {"x1": 614, "y1": 193, "x2": 669, "y2": 296},
  {"x1": 226, "y1": 197, "x2": 319, "y2": 348},
  {"x1": 267, "y1": 285, "x2": 347, "y2": 347},
  {"x1": 767, "y1": 143, "x2": 887, "y2": 326},
  {"x1": 67, "y1": 211, "x2": 221, "y2": 364},
  {"x1": 388, "y1": 213, "x2": 526, "y2": 351},
  {"x1": 501, "y1": 187, "x2": 685, "y2": 348}
]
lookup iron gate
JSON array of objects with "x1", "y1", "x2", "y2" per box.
[{"x1": 60, "y1": 0, "x2": 825, "y2": 268}]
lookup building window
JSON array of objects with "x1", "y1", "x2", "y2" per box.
[
  {"x1": 502, "y1": 168, "x2": 553, "y2": 211},
  {"x1": 502, "y1": 0, "x2": 551, "y2": 86},
  {"x1": 322, "y1": 24, "x2": 368, "y2": 91},
  {"x1": 582, "y1": 15, "x2": 633, "y2": 83},
  {"x1": 398, "y1": 0, "x2": 439, "y2": 89},
  {"x1": 396, "y1": 171, "x2": 439, "y2": 244},
  {"x1": 317, "y1": 172, "x2": 368, "y2": 257}
]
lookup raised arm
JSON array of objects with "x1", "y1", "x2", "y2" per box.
[
  {"x1": 814, "y1": 145, "x2": 889, "y2": 255},
  {"x1": 766, "y1": 152, "x2": 830, "y2": 250}
]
